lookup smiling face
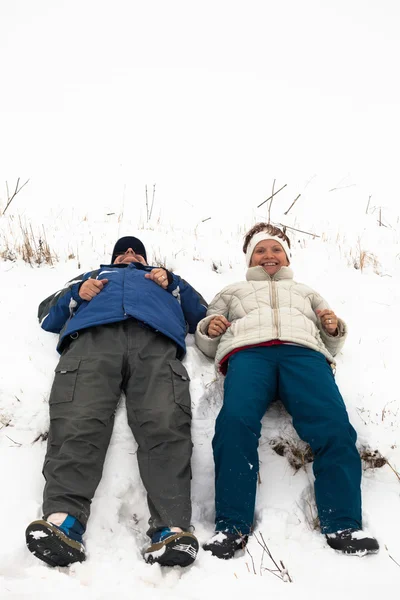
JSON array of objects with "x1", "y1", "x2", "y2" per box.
[
  {"x1": 250, "y1": 239, "x2": 289, "y2": 275},
  {"x1": 113, "y1": 248, "x2": 147, "y2": 265}
]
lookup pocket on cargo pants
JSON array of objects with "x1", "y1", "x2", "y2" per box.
[
  {"x1": 169, "y1": 360, "x2": 192, "y2": 425},
  {"x1": 49, "y1": 357, "x2": 81, "y2": 405}
]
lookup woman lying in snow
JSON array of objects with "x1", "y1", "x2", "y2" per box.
[{"x1": 195, "y1": 223, "x2": 379, "y2": 559}]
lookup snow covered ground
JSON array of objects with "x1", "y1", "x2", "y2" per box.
[{"x1": 1, "y1": 200, "x2": 399, "y2": 599}]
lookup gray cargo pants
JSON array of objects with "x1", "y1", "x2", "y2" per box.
[{"x1": 42, "y1": 319, "x2": 192, "y2": 536}]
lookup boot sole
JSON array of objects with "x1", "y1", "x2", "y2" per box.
[
  {"x1": 334, "y1": 548, "x2": 379, "y2": 557},
  {"x1": 25, "y1": 520, "x2": 85, "y2": 567},
  {"x1": 144, "y1": 532, "x2": 199, "y2": 567}
]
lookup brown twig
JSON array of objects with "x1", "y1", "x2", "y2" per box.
[
  {"x1": 260, "y1": 546, "x2": 265, "y2": 576},
  {"x1": 259, "y1": 532, "x2": 282, "y2": 572},
  {"x1": 284, "y1": 194, "x2": 301, "y2": 215},
  {"x1": 278, "y1": 223, "x2": 320, "y2": 238},
  {"x1": 252, "y1": 532, "x2": 292, "y2": 582},
  {"x1": 150, "y1": 184, "x2": 156, "y2": 220},
  {"x1": 5, "y1": 434, "x2": 22, "y2": 446},
  {"x1": 3, "y1": 178, "x2": 30, "y2": 215},
  {"x1": 387, "y1": 550, "x2": 400, "y2": 568},
  {"x1": 329, "y1": 184, "x2": 356, "y2": 192},
  {"x1": 268, "y1": 179, "x2": 275, "y2": 223},
  {"x1": 386, "y1": 461, "x2": 400, "y2": 482},
  {"x1": 246, "y1": 546, "x2": 257, "y2": 574},
  {"x1": 257, "y1": 183, "x2": 287, "y2": 208},
  {"x1": 366, "y1": 195, "x2": 371, "y2": 214}
]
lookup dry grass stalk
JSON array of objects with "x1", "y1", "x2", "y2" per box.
[
  {"x1": 32, "y1": 431, "x2": 49, "y2": 443},
  {"x1": 145, "y1": 184, "x2": 156, "y2": 222},
  {"x1": 352, "y1": 239, "x2": 380, "y2": 274},
  {"x1": 385, "y1": 545, "x2": 400, "y2": 568},
  {"x1": 0, "y1": 414, "x2": 11, "y2": 428},
  {"x1": 284, "y1": 194, "x2": 301, "y2": 215},
  {"x1": 268, "y1": 179, "x2": 276, "y2": 223},
  {"x1": 257, "y1": 183, "x2": 287, "y2": 209},
  {"x1": 298, "y1": 485, "x2": 320, "y2": 531},
  {"x1": 0, "y1": 236, "x2": 17, "y2": 261},
  {"x1": 2, "y1": 178, "x2": 30, "y2": 215},
  {"x1": 13, "y1": 217, "x2": 57, "y2": 266},
  {"x1": 5, "y1": 434, "x2": 22, "y2": 446},
  {"x1": 278, "y1": 223, "x2": 320, "y2": 238},
  {"x1": 252, "y1": 532, "x2": 292, "y2": 583},
  {"x1": 386, "y1": 461, "x2": 400, "y2": 482}
]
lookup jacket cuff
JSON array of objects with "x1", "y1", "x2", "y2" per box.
[
  {"x1": 71, "y1": 283, "x2": 85, "y2": 305},
  {"x1": 320, "y1": 318, "x2": 347, "y2": 351},
  {"x1": 195, "y1": 315, "x2": 221, "y2": 358},
  {"x1": 329, "y1": 318, "x2": 347, "y2": 338}
]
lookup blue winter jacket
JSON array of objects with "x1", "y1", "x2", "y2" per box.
[{"x1": 38, "y1": 262, "x2": 208, "y2": 357}]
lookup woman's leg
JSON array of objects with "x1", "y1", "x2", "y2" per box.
[
  {"x1": 277, "y1": 345, "x2": 362, "y2": 534},
  {"x1": 213, "y1": 348, "x2": 278, "y2": 535}
]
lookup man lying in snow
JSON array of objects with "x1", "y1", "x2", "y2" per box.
[{"x1": 25, "y1": 236, "x2": 207, "y2": 568}]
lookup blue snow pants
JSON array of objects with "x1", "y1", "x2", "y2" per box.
[{"x1": 213, "y1": 345, "x2": 362, "y2": 535}]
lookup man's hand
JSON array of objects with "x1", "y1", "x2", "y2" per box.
[
  {"x1": 207, "y1": 315, "x2": 231, "y2": 338},
  {"x1": 79, "y1": 278, "x2": 108, "y2": 301},
  {"x1": 316, "y1": 309, "x2": 339, "y2": 336},
  {"x1": 145, "y1": 268, "x2": 169, "y2": 289}
]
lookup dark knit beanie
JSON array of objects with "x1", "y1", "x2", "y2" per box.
[{"x1": 111, "y1": 236, "x2": 147, "y2": 263}]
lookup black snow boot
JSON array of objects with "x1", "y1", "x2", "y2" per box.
[
  {"x1": 326, "y1": 528, "x2": 379, "y2": 556},
  {"x1": 25, "y1": 519, "x2": 86, "y2": 567},
  {"x1": 203, "y1": 531, "x2": 249, "y2": 560},
  {"x1": 144, "y1": 529, "x2": 199, "y2": 567}
]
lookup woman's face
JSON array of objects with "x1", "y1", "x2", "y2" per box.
[{"x1": 250, "y1": 239, "x2": 289, "y2": 275}]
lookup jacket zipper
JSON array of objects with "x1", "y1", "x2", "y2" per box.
[
  {"x1": 271, "y1": 278, "x2": 280, "y2": 338},
  {"x1": 123, "y1": 267, "x2": 127, "y2": 316}
]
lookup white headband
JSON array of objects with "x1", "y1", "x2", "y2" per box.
[{"x1": 245, "y1": 232, "x2": 291, "y2": 267}]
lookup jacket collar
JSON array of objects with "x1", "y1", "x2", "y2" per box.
[
  {"x1": 100, "y1": 262, "x2": 152, "y2": 271},
  {"x1": 246, "y1": 265, "x2": 293, "y2": 282}
]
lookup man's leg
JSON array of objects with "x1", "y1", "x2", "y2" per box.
[
  {"x1": 277, "y1": 345, "x2": 362, "y2": 534},
  {"x1": 124, "y1": 322, "x2": 198, "y2": 566},
  {"x1": 42, "y1": 324, "x2": 125, "y2": 527},
  {"x1": 213, "y1": 348, "x2": 278, "y2": 535},
  {"x1": 124, "y1": 323, "x2": 193, "y2": 535},
  {"x1": 27, "y1": 324, "x2": 127, "y2": 566}
]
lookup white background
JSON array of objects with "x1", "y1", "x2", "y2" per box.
[{"x1": 1, "y1": 0, "x2": 399, "y2": 222}]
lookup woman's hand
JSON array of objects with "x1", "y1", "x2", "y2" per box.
[
  {"x1": 145, "y1": 268, "x2": 169, "y2": 289},
  {"x1": 207, "y1": 316, "x2": 231, "y2": 338},
  {"x1": 316, "y1": 309, "x2": 339, "y2": 336}
]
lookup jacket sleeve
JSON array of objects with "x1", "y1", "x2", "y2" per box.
[
  {"x1": 38, "y1": 271, "x2": 93, "y2": 333},
  {"x1": 166, "y1": 274, "x2": 208, "y2": 333},
  {"x1": 195, "y1": 289, "x2": 229, "y2": 358},
  {"x1": 311, "y1": 292, "x2": 348, "y2": 357}
]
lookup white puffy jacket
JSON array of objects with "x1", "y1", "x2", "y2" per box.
[{"x1": 195, "y1": 266, "x2": 347, "y2": 368}]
